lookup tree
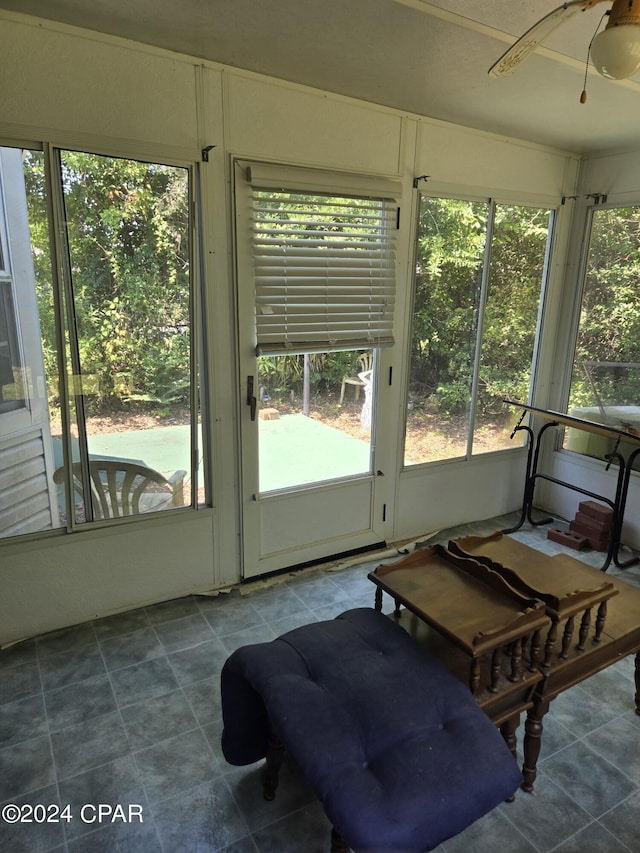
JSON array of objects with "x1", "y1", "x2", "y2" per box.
[
  {"x1": 409, "y1": 197, "x2": 551, "y2": 419},
  {"x1": 410, "y1": 197, "x2": 487, "y2": 411},
  {"x1": 569, "y1": 206, "x2": 640, "y2": 409},
  {"x1": 23, "y1": 150, "x2": 191, "y2": 415}
]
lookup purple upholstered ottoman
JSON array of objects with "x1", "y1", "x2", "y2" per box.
[{"x1": 221, "y1": 607, "x2": 521, "y2": 852}]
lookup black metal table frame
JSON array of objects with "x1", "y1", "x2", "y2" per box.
[{"x1": 502, "y1": 402, "x2": 640, "y2": 572}]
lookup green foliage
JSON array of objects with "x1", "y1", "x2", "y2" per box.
[
  {"x1": 258, "y1": 351, "x2": 360, "y2": 401},
  {"x1": 410, "y1": 197, "x2": 552, "y2": 417},
  {"x1": 258, "y1": 354, "x2": 306, "y2": 397},
  {"x1": 23, "y1": 151, "x2": 190, "y2": 415},
  {"x1": 568, "y1": 206, "x2": 640, "y2": 411},
  {"x1": 410, "y1": 197, "x2": 486, "y2": 414},
  {"x1": 477, "y1": 204, "x2": 550, "y2": 415}
]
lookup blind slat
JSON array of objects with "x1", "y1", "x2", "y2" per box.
[{"x1": 248, "y1": 182, "x2": 397, "y2": 354}]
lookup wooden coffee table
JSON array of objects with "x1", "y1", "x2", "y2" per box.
[
  {"x1": 370, "y1": 537, "x2": 640, "y2": 792},
  {"x1": 368, "y1": 543, "x2": 550, "y2": 764},
  {"x1": 450, "y1": 532, "x2": 640, "y2": 791}
]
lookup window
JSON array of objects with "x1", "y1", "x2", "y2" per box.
[
  {"x1": 256, "y1": 350, "x2": 374, "y2": 492},
  {"x1": 238, "y1": 162, "x2": 400, "y2": 492},
  {"x1": 404, "y1": 195, "x2": 553, "y2": 466},
  {"x1": 0, "y1": 147, "x2": 202, "y2": 539},
  {"x1": 565, "y1": 205, "x2": 640, "y2": 460}
]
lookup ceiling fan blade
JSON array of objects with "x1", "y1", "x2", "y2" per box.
[{"x1": 489, "y1": 0, "x2": 610, "y2": 78}]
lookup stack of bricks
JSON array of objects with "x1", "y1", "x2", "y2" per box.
[
  {"x1": 547, "y1": 500, "x2": 613, "y2": 552},
  {"x1": 570, "y1": 501, "x2": 613, "y2": 552}
]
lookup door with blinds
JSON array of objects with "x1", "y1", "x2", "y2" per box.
[{"x1": 235, "y1": 161, "x2": 400, "y2": 577}]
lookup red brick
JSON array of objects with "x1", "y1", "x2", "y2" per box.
[
  {"x1": 569, "y1": 520, "x2": 609, "y2": 551},
  {"x1": 578, "y1": 501, "x2": 613, "y2": 524},
  {"x1": 547, "y1": 527, "x2": 589, "y2": 550},
  {"x1": 574, "y1": 510, "x2": 612, "y2": 533}
]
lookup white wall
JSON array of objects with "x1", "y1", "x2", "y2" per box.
[
  {"x1": 1, "y1": 15, "x2": 201, "y2": 158},
  {"x1": 414, "y1": 118, "x2": 576, "y2": 198},
  {"x1": 0, "y1": 11, "x2": 583, "y2": 644},
  {"x1": 579, "y1": 147, "x2": 640, "y2": 201}
]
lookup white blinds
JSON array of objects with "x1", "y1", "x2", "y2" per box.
[{"x1": 248, "y1": 173, "x2": 399, "y2": 355}]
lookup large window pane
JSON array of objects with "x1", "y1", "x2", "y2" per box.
[
  {"x1": 0, "y1": 147, "x2": 200, "y2": 539},
  {"x1": 404, "y1": 197, "x2": 551, "y2": 466},
  {"x1": 404, "y1": 197, "x2": 487, "y2": 465},
  {"x1": 57, "y1": 152, "x2": 196, "y2": 522},
  {"x1": 258, "y1": 349, "x2": 373, "y2": 492},
  {"x1": 473, "y1": 204, "x2": 553, "y2": 454},
  {"x1": 565, "y1": 206, "x2": 640, "y2": 461}
]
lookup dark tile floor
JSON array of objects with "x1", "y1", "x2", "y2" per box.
[{"x1": 2, "y1": 513, "x2": 640, "y2": 852}]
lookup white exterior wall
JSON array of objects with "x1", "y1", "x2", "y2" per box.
[{"x1": 0, "y1": 11, "x2": 582, "y2": 644}]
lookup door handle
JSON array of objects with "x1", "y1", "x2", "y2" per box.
[{"x1": 247, "y1": 375, "x2": 257, "y2": 421}]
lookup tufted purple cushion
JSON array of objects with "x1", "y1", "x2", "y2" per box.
[{"x1": 221, "y1": 607, "x2": 521, "y2": 852}]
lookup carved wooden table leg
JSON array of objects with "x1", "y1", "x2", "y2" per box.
[
  {"x1": 521, "y1": 698, "x2": 549, "y2": 793},
  {"x1": 500, "y1": 714, "x2": 520, "y2": 803},
  {"x1": 374, "y1": 587, "x2": 383, "y2": 612},
  {"x1": 470, "y1": 658, "x2": 481, "y2": 695},
  {"x1": 263, "y1": 733, "x2": 284, "y2": 801},
  {"x1": 500, "y1": 714, "x2": 519, "y2": 761}
]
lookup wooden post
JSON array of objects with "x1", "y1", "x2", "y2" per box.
[{"x1": 303, "y1": 353, "x2": 310, "y2": 416}]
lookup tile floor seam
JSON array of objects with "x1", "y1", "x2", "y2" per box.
[
  {"x1": 96, "y1": 624, "x2": 165, "y2": 676},
  {"x1": 37, "y1": 639, "x2": 70, "y2": 853},
  {"x1": 489, "y1": 801, "x2": 548, "y2": 853},
  {"x1": 545, "y1": 818, "x2": 598, "y2": 853},
  {"x1": 60, "y1": 631, "x2": 164, "y2": 851},
  {"x1": 131, "y1": 724, "x2": 220, "y2": 810},
  {"x1": 55, "y1": 751, "x2": 160, "y2": 851},
  {"x1": 123, "y1": 663, "x2": 216, "y2": 801},
  {"x1": 89, "y1": 624, "x2": 138, "y2": 743},
  {"x1": 573, "y1": 732, "x2": 640, "y2": 794},
  {"x1": 539, "y1": 742, "x2": 640, "y2": 824}
]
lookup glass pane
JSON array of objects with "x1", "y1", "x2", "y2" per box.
[
  {"x1": 0, "y1": 279, "x2": 25, "y2": 413},
  {"x1": 58, "y1": 152, "x2": 194, "y2": 521},
  {"x1": 404, "y1": 197, "x2": 487, "y2": 465},
  {"x1": 258, "y1": 350, "x2": 373, "y2": 492},
  {"x1": 0, "y1": 148, "x2": 63, "y2": 538},
  {"x1": 565, "y1": 206, "x2": 640, "y2": 462},
  {"x1": 473, "y1": 204, "x2": 552, "y2": 454}
]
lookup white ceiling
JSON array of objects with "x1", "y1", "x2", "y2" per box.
[{"x1": 2, "y1": 0, "x2": 639, "y2": 154}]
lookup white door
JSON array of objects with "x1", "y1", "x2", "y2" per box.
[{"x1": 234, "y1": 161, "x2": 400, "y2": 577}]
